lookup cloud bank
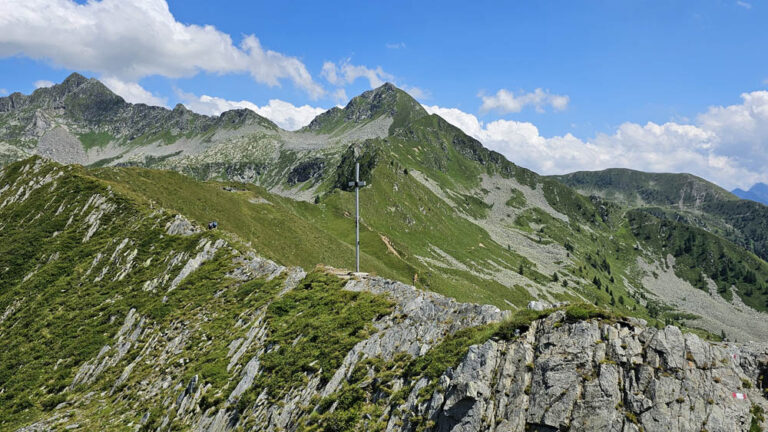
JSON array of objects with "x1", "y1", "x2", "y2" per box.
[
  {"x1": 480, "y1": 88, "x2": 570, "y2": 114},
  {"x1": 321, "y1": 60, "x2": 394, "y2": 89},
  {"x1": 321, "y1": 59, "x2": 427, "y2": 101},
  {"x1": 102, "y1": 77, "x2": 168, "y2": 107},
  {"x1": 425, "y1": 90, "x2": 768, "y2": 190},
  {"x1": 0, "y1": 0, "x2": 324, "y2": 100},
  {"x1": 33, "y1": 80, "x2": 54, "y2": 89},
  {"x1": 177, "y1": 91, "x2": 326, "y2": 131}
]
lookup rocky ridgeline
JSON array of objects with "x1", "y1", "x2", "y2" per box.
[
  {"x1": 304, "y1": 82, "x2": 420, "y2": 131},
  {"x1": 0, "y1": 73, "x2": 277, "y2": 143},
  {"x1": 392, "y1": 313, "x2": 768, "y2": 432},
  {"x1": 0, "y1": 74, "x2": 401, "y2": 202},
  {"x1": 18, "y1": 267, "x2": 768, "y2": 431}
]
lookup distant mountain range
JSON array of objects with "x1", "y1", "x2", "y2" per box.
[
  {"x1": 553, "y1": 168, "x2": 768, "y2": 264},
  {"x1": 733, "y1": 182, "x2": 768, "y2": 205}
]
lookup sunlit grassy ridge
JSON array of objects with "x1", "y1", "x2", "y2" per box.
[
  {"x1": 92, "y1": 158, "x2": 537, "y2": 308},
  {"x1": 0, "y1": 159, "x2": 237, "y2": 427},
  {"x1": 7, "y1": 75, "x2": 765, "y2": 324},
  {"x1": 90, "y1": 93, "x2": 768, "y2": 323},
  {"x1": 0, "y1": 159, "x2": 398, "y2": 429}
]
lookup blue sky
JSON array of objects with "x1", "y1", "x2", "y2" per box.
[{"x1": 1, "y1": 0, "x2": 767, "y2": 189}]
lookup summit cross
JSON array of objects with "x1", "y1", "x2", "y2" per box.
[{"x1": 348, "y1": 162, "x2": 366, "y2": 272}]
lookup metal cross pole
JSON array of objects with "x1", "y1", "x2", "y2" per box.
[{"x1": 348, "y1": 162, "x2": 366, "y2": 272}]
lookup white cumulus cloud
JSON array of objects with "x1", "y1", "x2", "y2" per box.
[
  {"x1": 0, "y1": 0, "x2": 324, "y2": 98},
  {"x1": 0, "y1": 88, "x2": 6, "y2": 95},
  {"x1": 425, "y1": 90, "x2": 768, "y2": 190},
  {"x1": 695, "y1": 90, "x2": 768, "y2": 174},
  {"x1": 321, "y1": 59, "x2": 428, "y2": 102},
  {"x1": 320, "y1": 58, "x2": 429, "y2": 103},
  {"x1": 402, "y1": 86, "x2": 429, "y2": 100},
  {"x1": 33, "y1": 80, "x2": 54, "y2": 88},
  {"x1": 102, "y1": 77, "x2": 167, "y2": 107},
  {"x1": 321, "y1": 60, "x2": 394, "y2": 89},
  {"x1": 177, "y1": 90, "x2": 326, "y2": 131},
  {"x1": 480, "y1": 88, "x2": 570, "y2": 114},
  {"x1": 331, "y1": 88, "x2": 349, "y2": 105}
]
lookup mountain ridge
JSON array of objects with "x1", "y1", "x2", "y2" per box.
[
  {"x1": 0, "y1": 72, "x2": 280, "y2": 130},
  {"x1": 552, "y1": 167, "x2": 738, "y2": 207},
  {"x1": 2, "y1": 75, "x2": 768, "y2": 339},
  {"x1": 733, "y1": 182, "x2": 768, "y2": 205},
  {"x1": 303, "y1": 82, "x2": 428, "y2": 134},
  {"x1": 3, "y1": 72, "x2": 768, "y2": 430},
  {"x1": 1, "y1": 157, "x2": 767, "y2": 431},
  {"x1": 553, "y1": 168, "x2": 768, "y2": 264}
]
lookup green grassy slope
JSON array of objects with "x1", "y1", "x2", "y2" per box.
[
  {"x1": 5, "y1": 77, "x2": 768, "y2": 331},
  {"x1": 552, "y1": 168, "x2": 768, "y2": 263},
  {"x1": 87, "y1": 108, "x2": 661, "y2": 314},
  {"x1": 0, "y1": 158, "x2": 402, "y2": 429},
  {"x1": 1, "y1": 157, "x2": 638, "y2": 431},
  {"x1": 5, "y1": 78, "x2": 768, "y2": 428},
  {"x1": 552, "y1": 168, "x2": 738, "y2": 206},
  {"x1": 90, "y1": 86, "x2": 768, "y2": 325},
  {"x1": 0, "y1": 158, "x2": 234, "y2": 427},
  {"x1": 628, "y1": 208, "x2": 768, "y2": 309},
  {"x1": 92, "y1": 159, "x2": 537, "y2": 308},
  {"x1": 9, "y1": 150, "x2": 765, "y2": 428}
]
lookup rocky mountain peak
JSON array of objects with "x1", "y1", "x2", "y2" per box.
[
  {"x1": 366, "y1": 81, "x2": 397, "y2": 98},
  {"x1": 216, "y1": 107, "x2": 278, "y2": 130},
  {"x1": 347, "y1": 82, "x2": 426, "y2": 121},
  {"x1": 60, "y1": 72, "x2": 90, "y2": 90},
  {"x1": 0, "y1": 72, "x2": 121, "y2": 114},
  {"x1": 4, "y1": 73, "x2": 125, "y2": 122},
  {"x1": 304, "y1": 82, "x2": 427, "y2": 132}
]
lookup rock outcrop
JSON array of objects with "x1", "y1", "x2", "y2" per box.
[
  {"x1": 14, "y1": 255, "x2": 768, "y2": 431},
  {"x1": 392, "y1": 311, "x2": 768, "y2": 432}
]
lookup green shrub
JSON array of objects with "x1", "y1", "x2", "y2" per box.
[
  {"x1": 494, "y1": 309, "x2": 551, "y2": 340},
  {"x1": 40, "y1": 394, "x2": 66, "y2": 411},
  {"x1": 564, "y1": 303, "x2": 617, "y2": 322},
  {"x1": 246, "y1": 272, "x2": 394, "y2": 402}
]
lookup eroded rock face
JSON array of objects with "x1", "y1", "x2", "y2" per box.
[
  {"x1": 35, "y1": 127, "x2": 87, "y2": 165},
  {"x1": 287, "y1": 158, "x2": 324, "y2": 185},
  {"x1": 165, "y1": 214, "x2": 201, "y2": 237},
  {"x1": 392, "y1": 312, "x2": 768, "y2": 432}
]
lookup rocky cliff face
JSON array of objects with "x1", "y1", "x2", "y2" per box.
[
  {"x1": 2, "y1": 158, "x2": 767, "y2": 432},
  {"x1": 394, "y1": 313, "x2": 768, "y2": 432}
]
